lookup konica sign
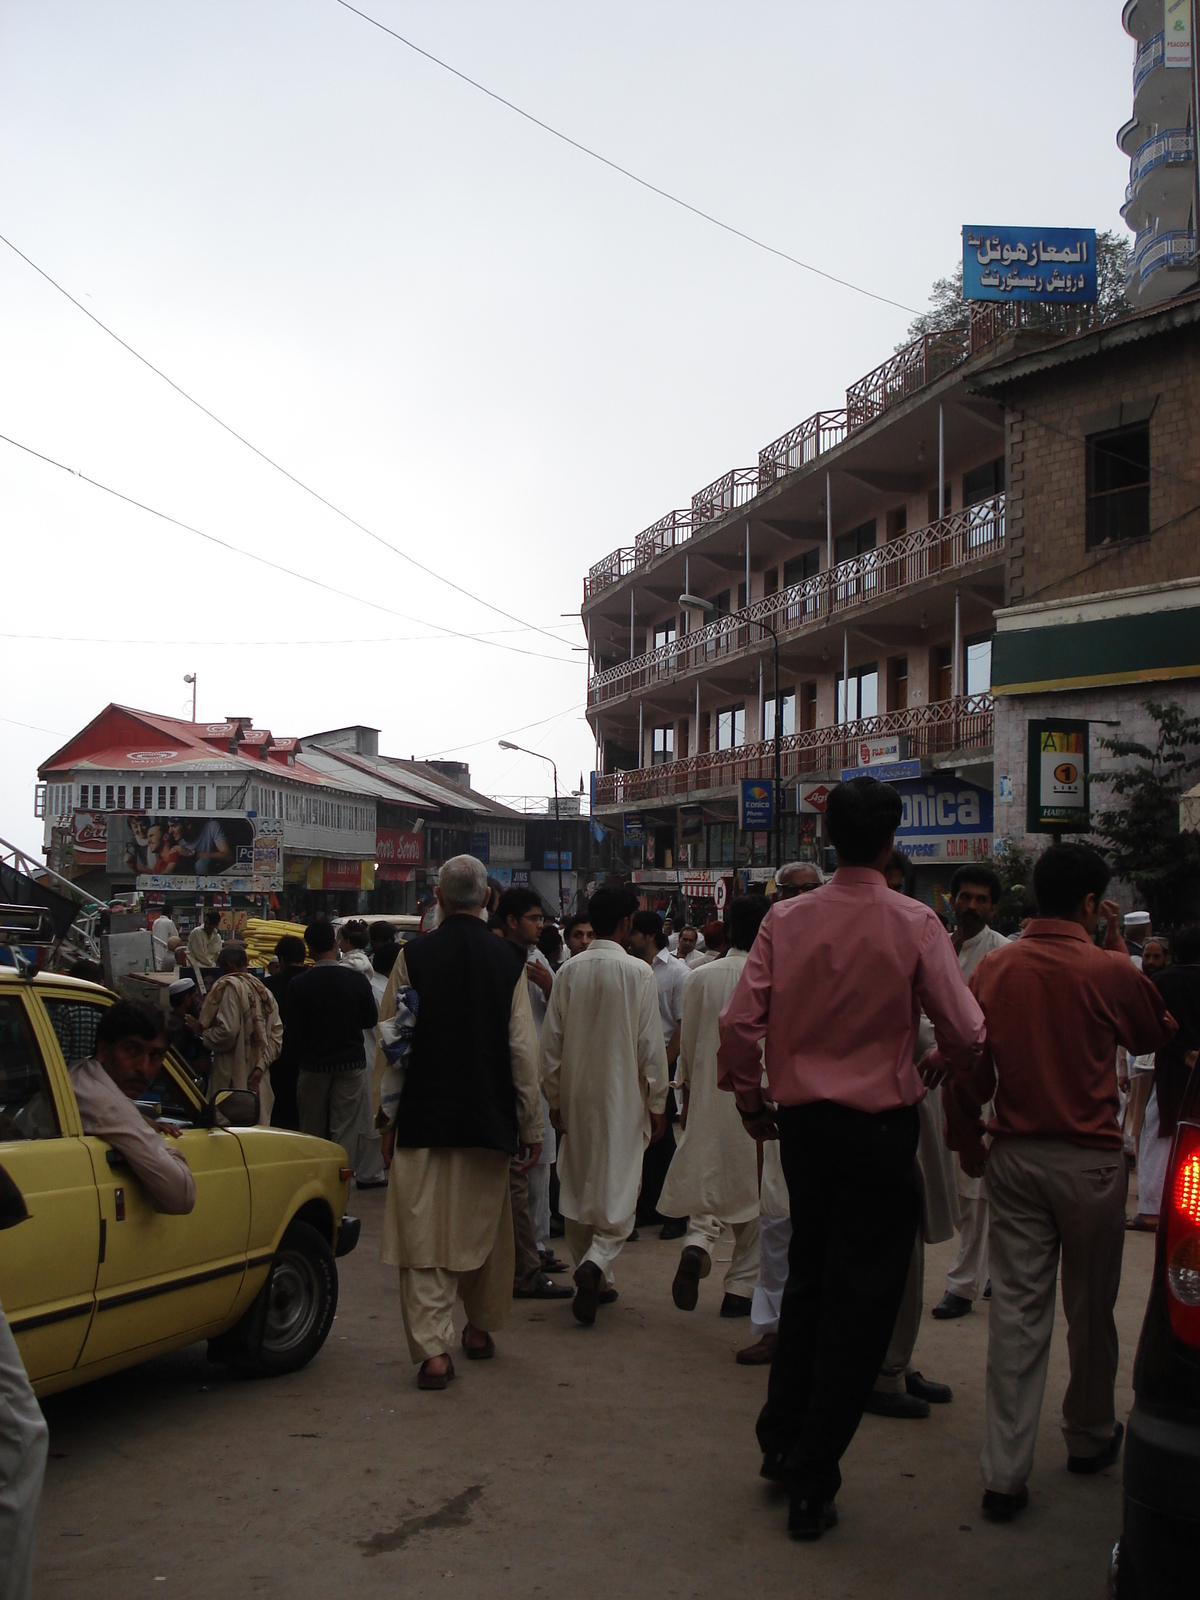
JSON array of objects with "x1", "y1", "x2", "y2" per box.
[{"x1": 893, "y1": 777, "x2": 993, "y2": 864}]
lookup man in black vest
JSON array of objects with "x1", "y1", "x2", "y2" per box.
[{"x1": 379, "y1": 855, "x2": 544, "y2": 1390}]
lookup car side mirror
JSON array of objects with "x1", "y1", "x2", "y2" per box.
[{"x1": 199, "y1": 1090, "x2": 260, "y2": 1128}]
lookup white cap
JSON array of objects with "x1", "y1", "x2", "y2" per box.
[
  {"x1": 168, "y1": 977, "x2": 196, "y2": 999},
  {"x1": 1124, "y1": 911, "x2": 1151, "y2": 928}
]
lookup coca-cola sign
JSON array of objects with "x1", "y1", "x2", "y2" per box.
[
  {"x1": 376, "y1": 828, "x2": 423, "y2": 866},
  {"x1": 73, "y1": 811, "x2": 109, "y2": 852}
]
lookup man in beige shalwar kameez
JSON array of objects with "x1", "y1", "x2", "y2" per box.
[
  {"x1": 660, "y1": 895, "x2": 769, "y2": 1316},
  {"x1": 539, "y1": 884, "x2": 669, "y2": 1326},
  {"x1": 379, "y1": 856, "x2": 543, "y2": 1389},
  {"x1": 192, "y1": 943, "x2": 282, "y2": 1125}
]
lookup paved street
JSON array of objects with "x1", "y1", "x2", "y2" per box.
[{"x1": 34, "y1": 1192, "x2": 1149, "y2": 1600}]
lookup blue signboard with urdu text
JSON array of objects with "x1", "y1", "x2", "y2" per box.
[{"x1": 963, "y1": 226, "x2": 1097, "y2": 303}]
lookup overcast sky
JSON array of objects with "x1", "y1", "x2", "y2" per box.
[{"x1": 1, "y1": 2, "x2": 1134, "y2": 856}]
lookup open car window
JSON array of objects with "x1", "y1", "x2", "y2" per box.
[
  {"x1": 134, "y1": 1052, "x2": 205, "y2": 1130},
  {"x1": 0, "y1": 996, "x2": 60, "y2": 1142}
]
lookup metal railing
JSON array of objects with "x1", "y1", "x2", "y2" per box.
[
  {"x1": 1133, "y1": 31, "x2": 1164, "y2": 97},
  {"x1": 594, "y1": 695, "x2": 994, "y2": 806},
  {"x1": 691, "y1": 467, "x2": 761, "y2": 526},
  {"x1": 758, "y1": 410, "x2": 849, "y2": 488},
  {"x1": 588, "y1": 496, "x2": 1004, "y2": 708},
  {"x1": 846, "y1": 329, "x2": 973, "y2": 431},
  {"x1": 634, "y1": 508, "x2": 697, "y2": 564},
  {"x1": 1128, "y1": 127, "x2": 1195, "y2": 193},
  {"x1": 1138, "y1": 229, "x2": 1198, "y2": 284}
]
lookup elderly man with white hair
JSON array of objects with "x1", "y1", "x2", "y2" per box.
[{"x1": 378, "y1": 855, "x2": 544, "y2": 1390}]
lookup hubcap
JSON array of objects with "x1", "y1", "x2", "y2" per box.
[{"x1": 261, "y1": 1250, "x2": 321, "y2": 1355}]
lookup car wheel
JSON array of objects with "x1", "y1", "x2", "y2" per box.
[{"x1": 211, "y1": 1220, "x2": 339, "y2": 1378}]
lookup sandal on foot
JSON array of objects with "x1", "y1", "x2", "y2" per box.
[
  {"x1": 417, "y1": 1355, "x2": 455, "y2": 1390},
  {"x1": 461, "y1": 1329, "x2": 495, "y2": 1361}
]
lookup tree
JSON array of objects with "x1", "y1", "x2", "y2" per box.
[
  {"x1": 991, "y1": 836, "x2": 1035, "y2": 935},
  {"x1": 1092, "y1": 701, "x2": 1200, "y2": 929},
  {"x1": 899, "y1": 231, "x2": 1135, "y2": 349}
]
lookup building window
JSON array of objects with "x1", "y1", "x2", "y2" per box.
[
  {"x1": 706, "y1": 820, "x2": 737, "y2": 867},
  {"x1": 963, "y1": 455, "x2": 1005, "y2": 507},
  {"x1": 764, "y1": 567, "x2": 779, "y2": 596},
  {"x1": 197, "y1": 785, "x2": 206, "y2": 810},
  {"x1": 652, "y1": 725, "x2": 674, "y2": 765},
  {"x1": 169, "y1": 786, "x2": 178, "y2": 810},
  {"x1": 966, "y1": 636, "x2": 993, "y2": 695},
  {"x1": 716, "y1": 704, "x2": 745, "y2": 750},
  {"x1": 783, "y1": 550, "x2": 820, "y2": 587},
  {"x1": 933, "y1": 645, "x2": 954, "y2": 702},
  {"x1": 835, "y1": 519, "x2": 876, "y2": 565},
  {"x1": 116, "y1": 785, "x2": 126, "y2": 810},
  {"x1": 737, "y1": 582, "x2": 746, "y2": 609},
  {"x1": 890, "y1": 656, "x2": 908, "y2": 711},
  {"x1": 1086, "y1": 423, "x2": 1149, "y2": 548},
  {"x1": 799, "y1": 683, "x2": 817, "y2": 731},
  {"x1": 90, "y1": 785, "x2": 100, "y2": 809},
  {"x1": 763, "y1": 690, "x2": 795, "y2": 739},
  {"x1": 105, "y1": 785, "x2": 115, "y2": 810},
  {"x1": 837, "y1": 666, "x2": 878, "y2": 722},
  {"x1": 653, "y1": 624, "x2": 676, "y2": 651},
  {"x1": 712, "y1": 590, "x2": 731, "y2": 617},
  {"x1": 184, "y1": 786, "x2": 193, "y2": 810}
]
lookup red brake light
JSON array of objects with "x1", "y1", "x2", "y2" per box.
[{"x1": 1165, "y1": 1125, "x2": 1200, "y2": 1348}]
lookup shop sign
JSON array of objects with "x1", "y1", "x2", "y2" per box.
[
  {"x1": 376, "y1": 827, "x2": 423, "y2": 867},
  {"x1": 73, "y1": 811, "x2": 109, "y2": 857},
  {"x1": 108, "y1": 812, "x2": 284, "y2": 892},
  {"x1": 1026, "y1": 720, "x2": 1089, "y2": 833},
  {"x1": 1166, "y1": 0, "x2": 1192, "y2": 68},
  {"x1": 894, "y1": 777, "x2": 993, "y2": 863},
  {"x1": 543, "y1": 851, "x2": 572, "y2": 870},
  {"x1": 855, "y1": 736, "x2": 900, "y2": 767},
  {"x1": 739, "y1": 779, "x2": 773, "y2": 830},
  {"x1": 797, "y1": 784, "x2": 833, "y2": 814},
  {"x1": 678, "y1": 805, "x2": 704, "y2": 842},
  {"x1": 470, "y1": 832, "x2": 490, "y2": 864},
  {"x1": 306, "y1": 857, "x2": 375, "y2": 891},
  {"x1": 840, "y1": 759, "x2": 922, "y2": 782},
  {"x1": 376, "y1": 864, "x2": 414, "y2": 883},
  {"x1": 623, "y1": 812, "x2": 645, "y2": 845},
  {"x1": 963, "y1": 225, "x2": 1097, "y2": 303}
]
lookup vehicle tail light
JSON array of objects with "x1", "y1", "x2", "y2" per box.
[
  {"x1": 1164, "y1": 1124, "x2": 1200, "y2": 1347},
  {"x1": 339, "y1": 1166, "x2": 354, "y2": 1182}
]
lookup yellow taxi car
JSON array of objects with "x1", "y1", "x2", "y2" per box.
[{"x1": 0, "y1": 970, "x2": 360, "y2": 1398}]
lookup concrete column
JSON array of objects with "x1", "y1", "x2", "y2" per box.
[
  {"x1": 638, "y1": 701, "x2": 644, "y2": 769},
  {"x1": 843, "y1": 631, "x2": 849, "y2": 724},
  {"x1": 745, "y1": 520, "x2": 751, "y2": 605},
  {"x1": 953, "y1": 588, "x2": 962, "y2": 699},
  {"x1": 695, "y1": 678, "x2": 700, "y2": 754},
  {"x1": 938, "y1": 404, "x2": 945, "y2": 521},
  {"x1": 758, "y1": 658, "x2": 764, "y2": 743},
  {"x1": 630, "y1": 590, "x2": 635, "y2": 660}
]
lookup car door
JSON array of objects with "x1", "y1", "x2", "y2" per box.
[
  {"x1": 37, "y1": 991, "x2": 253, "y2": 1368},
  {"x1": 0, "y1": 990, "x2": 101, "y2": 1384}
]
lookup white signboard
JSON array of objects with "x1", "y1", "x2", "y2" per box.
[
  {"x1": 853, "y1": 736, "x2": 900, "y2": 768},
  {"x1": 1040, "y1": 749, "x2": 1086, "y2": 816}
]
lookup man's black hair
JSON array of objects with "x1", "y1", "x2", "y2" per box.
[
  {"x1": 369, "y1": 920, "x2": 395, "y2": 945},
  {"x1": 340, "y1": 918, "x2": 370, "y2": 949},
  {"x1": 949, "y1": 865, "x2": 1003, "y2": 904},
  {"x1": 563, "y1": 913, "x2": 592, "y2": 939},
  {"x1": 1170, "y1": 925, "x2": 1200, "y2": 965},
  {"x1": 588, "y1": 885, "x2": 639, "y2": 939},
  {"x1": 729, "y1": 894, "x2": 769, "y2": 951},
  {"x1": 1032, "y1": 842, "x2": 1111, "y2": 919},
  {"x1": 305, "y1": 918, "x2": 337, "y2": 956},
  {"x1": 497, "y1": 886, "x2": 543, "y2": 927},
  {"x1": 631, "y1": 909, "x2": 667, "y2": 949},
  {"x1": 203, "y1": 907, "x2": 221, "y2": 926},
  {"x1": 885, "y1": 848, "x2": 912, "y2": 882},
  {"x1": 372, "y1": 940, "x2": 401, "y2": 977},
  {"x1": 274, "y1": 934, "x2": 306, "y2": 967},
  {"x1": 824, "y1": 777, "x2": 904, "y2": 866},
  {"x1": 96, "y1": 1001, "x2": 166, "y2": 1047}
]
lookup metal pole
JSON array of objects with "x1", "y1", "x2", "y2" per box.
[
  {"x1": 843, "y1": 631, "x2": 850, "y2": 725},
  {"x1": 938, "y1": 404, "x2": 945, "y2": 521},
  {"x1": 825, "y1": 472, "x2": 833, "y2": 568},
  {"x1": 638, "y1": 701, "x2": 643, "y2": 770},
  {"x1": 629, "y1": 590, "x2": 635, "y2": 659},
  {"x1": 953, "y1": 588, "x2": 962, "y2": 698},
  {"x1": 552, "y1": 761, "x2": 563, "y2": 918},
  {"x1": 773, "y1": 632, "x2": 782, "y2": 872},
  {"x1": 745, "y1": 520, "x2": 751, "y2": 606},
  {"x1": 695, "y1": 678, "x2": 700, "y2": 756}
]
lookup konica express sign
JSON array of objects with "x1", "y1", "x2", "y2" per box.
[{"x1": 893, "y1": 777, "x2": 993, "y2": 864}]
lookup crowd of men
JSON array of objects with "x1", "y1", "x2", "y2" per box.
[{"x1": 3, "y1": 774, "x2": 1200, "y2": 1590}]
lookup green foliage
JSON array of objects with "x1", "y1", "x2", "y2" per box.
[
  {"x1": 991, "y1": 836, "x2": 1035, "y2": 935},
  {"x1": 1092, "y1": 701, "x2": 1200, "y2": 930}
]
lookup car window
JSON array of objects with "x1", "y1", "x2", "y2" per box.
[
  {"x1": 134, "y1": 1054, "x2": 205, "y2": 1129},
  {"x1": 0, "y1": 997, "x2": 60, "y2": 1141},
  {"x1": 42, "y1": 996, "x2": 108, "y2": 1068}
]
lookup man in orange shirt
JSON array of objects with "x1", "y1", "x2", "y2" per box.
[{"x1": 946, "y1": 842, "x2": 1174, "y2": 1521}]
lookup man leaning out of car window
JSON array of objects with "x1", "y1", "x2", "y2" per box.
[{"x1": 70, "y1": 1002, "x2": 196, "y2": 1214}]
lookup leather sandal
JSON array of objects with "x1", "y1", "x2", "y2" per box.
[
  {"x1": 417, "y1": 1355, "x2": 455, "y2": 1390},
  {"x1": 461, "y1": 1328, "x2": 495, "y2": 1361}
]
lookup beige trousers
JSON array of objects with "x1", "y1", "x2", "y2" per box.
[
  {"x1": 397, "y1": 1242, "x2": 514, "y2": 1365},
  {"x1": 683, "y1": 1214, "x2": 760, "y2": 1298},
  {"x1": 945, "y1": 1194, "x2": 989, "y2": 1300},
  {"x1": 564, "y1": 1215, "x2": 635, "y2": 1289},
  {"x1": 875, "y1": 1228, "x2": 924, "y2": 1395},
  {"x1": 0, "y1": 1304, "x2": 47, "y2": 1600},
  {"x1": 981, "y1": 1137, "x2": 1127, "y2": 1494}
]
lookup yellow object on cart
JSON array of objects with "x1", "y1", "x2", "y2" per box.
[{"x1": 242, "y1": 918, "x2": 309, "y2": 970}]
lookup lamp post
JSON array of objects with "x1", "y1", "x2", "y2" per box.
[
  {"x1": 498, "y1": 740, "x2": 563, "y2": 916},
  {"x1": 183, "y1": 674, "x2": 197, "y2": 722},
  {"x1": 680, "y1": 594, "x2": 783, "y2": 872}
]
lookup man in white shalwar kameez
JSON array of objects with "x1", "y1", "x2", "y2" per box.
[
  {"x1": 539, "y1": 884, "x2": 669, "y2": 1326},
  {"x1": 379, "y1": 857, "x2": 544, "y2": 1389},
  {"x1": 661, "y1": 895, "x2": 769, "y2": 1315}
]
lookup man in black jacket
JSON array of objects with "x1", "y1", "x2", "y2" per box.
[
  {"x1": 290, "y1": 919, "x2": 378, "y2": 1156},
  {"x1": 378, "y1": 855, "x2": 544, "y2": 1390}
]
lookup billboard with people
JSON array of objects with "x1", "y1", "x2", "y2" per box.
[{"x1": 106, "y1": 813, "x2": 284, "y2": 891}]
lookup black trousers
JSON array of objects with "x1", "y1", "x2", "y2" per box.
[{"x1": 757, "y1": 1100, "x2": 920, "y2": 1503}]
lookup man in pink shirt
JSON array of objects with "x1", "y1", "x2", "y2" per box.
[{"x1": 717, "y1": 777, "x2": 985, "y2": 1540}]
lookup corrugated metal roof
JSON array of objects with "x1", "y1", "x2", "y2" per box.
[{"x1": 970, "y1": 289, "x2": 1200, "y2": 390}]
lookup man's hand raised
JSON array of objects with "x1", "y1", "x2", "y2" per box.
[{"x1": 525, "y1": 961, "x2": 554, "y2": 997}]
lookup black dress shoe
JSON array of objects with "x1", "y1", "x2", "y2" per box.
[
  {"x1": 571, "y1": 1262, "x2": 602, "y2": 1325},
  {"x1": 626, "y1": 1228, "x2": 640, "y2": 1242},
  {"x1": 659, "y1": 1218, "x2": 688, "y2": 1240},
  {"x1": 598, "y1": 1287, "x2": 619, "y2": 1305},
  {"x1": 720, "y1": 1293, "x2": 753, "y2": 1318},
  {"x1": 906, "y1": 1370, "x2": 953, "y2": 1404},
  {"x1": 931, "y1": 1291, "x2": 972, "y2": 1320},
  {"x1": 982, "y1": 1279, "x2": 992, "y2": 1300},
  {"x1": 514, "y1": 1273, "x2": 573, "y2": 1301},
  {"x1": 862, "y1": 1389, "x2": 930, "y2": 1420},
  {"x1": 760, "y1": 1449, "x2": 788, "y2": 1484},
  {"x1": 672, "y1": 1245, "x2": 709, "y2": 1311},
  {"x1": 981, "y1": 1485, "x2": 1028, "y2": 1522},
  {"x1": 1068, "y1": 1422, "x2": 1124, "y2": 1475},
  {"x1": 787, "y1": 1495, "x2": 838, "y2": 1540}
]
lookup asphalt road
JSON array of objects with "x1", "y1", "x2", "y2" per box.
[{"x1": 35, "y1": 1190, "x2": 1149, "y2": 1600}]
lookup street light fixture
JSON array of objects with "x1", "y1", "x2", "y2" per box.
[
  {"x1": 498, "y1": 740, "x2": 564, "y2": 916},
  {"x1": 183, "y1": 673, "x2": 197, "y2": 722},
  {"x1": 679, "y1": 594, "x2": 784, "y2": 872}
]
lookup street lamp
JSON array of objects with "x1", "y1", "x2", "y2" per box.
[
  {"x1": 680, "y1": 594, "x2": 783, "y2": 872},
  {"x1": 498, "y1": 740, "x2": 564, "y2": 917},
  {"x1": 183, "y1": 674, "x2": 197, "y2": 722}
]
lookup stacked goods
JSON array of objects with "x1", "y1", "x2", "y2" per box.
[{"x1": 242, "y1": 919, "x2": 309, "y2": 970}]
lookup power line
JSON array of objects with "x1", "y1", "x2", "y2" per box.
[
  {"x1": 0, "y1": 231, "x2": 572, "y2": 647},
  {"x1": 333, "y1": 0, "x2": 920, "y2": 318},
  {"x1": 422, "y1": 701, "x2": 585, "y2": 758},
  {"x1": 0, "y1": 625, "x2": 575, "y2": 648},
  {"x1": 0, "y1": 431, "x2": 581, "y2": 666}
]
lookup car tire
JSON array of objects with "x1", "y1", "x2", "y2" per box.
[{"x1": 209, "y1": 1220, "x2": 339, "y2": 1378}]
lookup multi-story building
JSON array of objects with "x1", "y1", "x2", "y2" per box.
[
  {"x1": 1120, "y1": 0, "x2": 1200, "y2": 306},
  {"x1": 581, "y1": 304, "x2": 1071, "y2": 909}
]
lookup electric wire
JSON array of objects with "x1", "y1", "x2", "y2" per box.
[
  {"x1": 0, "y1": 431, "x2": 580, "y2": 666},
  {"x1": 0, "y1": 230, "x2": 572, "y2": 647},
  {"x1": 333, "y1": 0, "x2": 921, "y2": 317}
]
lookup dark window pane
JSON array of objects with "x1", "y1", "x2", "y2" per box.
[{"x1": 0, "y1": 999, "x2": 59, "y2": 1141}]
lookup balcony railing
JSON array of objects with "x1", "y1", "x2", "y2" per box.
[
  {"x1": 758, "y1": 410, "x2": 849, "y2": 488},
  {"x1": 634, "y1": 508, "x2": 697, "y2": 564},
  {"x1": 1133, "y1": 31, "x2": 1164, "y2": 98},
  {"x1": 1138, "y1": 229, "x2": 1197, "y2": 284},
  {"x1": 588, "y1": 496, "x2": 1004, "y2": 709},
  {"x1": 1129, "y1": 127, "x2": 1195, "y2": 193},
  {"x1": 691, "y1": 466, "x2": 761, "y2": 526},
  {"x1": 594, "y1": 695, "x2": 995, "y2": 806},
  {"x1": 846, "y1": 329, "x2": 973, "y2": 431}
]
